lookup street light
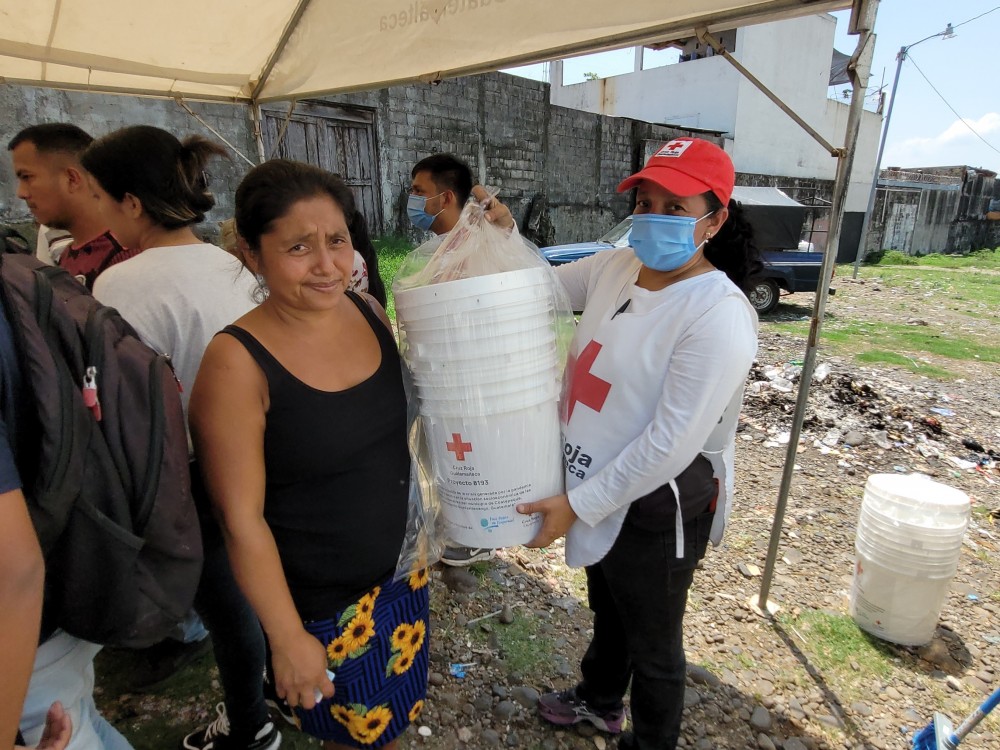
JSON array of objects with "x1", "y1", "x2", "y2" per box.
[{"x1": 851, "y1": 23, "x2": 956, "y2": 277}]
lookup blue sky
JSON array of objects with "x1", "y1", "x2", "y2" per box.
[{"x1": 505, "y1": 1, "x2": 1000, "y2": 174}]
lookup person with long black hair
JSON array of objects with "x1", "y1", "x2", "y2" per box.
[
  {"x1": 513, "y1": 137, "x2": 761, "y2": 750},
  {"x1": 82, "y1": 126, "x2": 273, "y2": 750}
]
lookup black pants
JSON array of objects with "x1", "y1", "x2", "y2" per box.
[
  {"x1": 577, "y1": 510, "x2": 714, "y2": 750},
  {"x1": 191, "y1": 463, "x2": 271, "y2": 737}
]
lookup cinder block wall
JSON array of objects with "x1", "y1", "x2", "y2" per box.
[
  {"x1": 0, "y1": 84, "x2": 256, "y2": 240},
  {"x1": 1, "y1": 74, "x2": 714, "y2": 247}
]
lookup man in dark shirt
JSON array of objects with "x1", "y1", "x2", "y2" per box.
[{"x1": 8, "y1": 124, "x2": 138, "y2": 290}]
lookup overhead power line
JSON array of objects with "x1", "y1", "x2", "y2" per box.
[
  {"x1": 952, "y1": 5, "x2": 1000, "y2": 30},
  {"x1": 906, "y1": 53, "x2": 1000, "y2": 157}
]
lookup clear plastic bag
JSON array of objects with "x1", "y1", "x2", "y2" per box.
[
  {"x1": 394, "y1": 363, "x2": 446, "y2": 581},
  {"x1": 392, "y1": 192, "x2": 575, "y2": 577}
]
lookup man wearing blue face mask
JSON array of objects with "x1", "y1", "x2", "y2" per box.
[
  {"x1": 407, "y1": 154, "x2": 497, "y2": 568},
  {"x1": 408, "y1": 154, "x2": 472, "y2": 236},
  {"x1": 508, "y1": 138, "x2": 762, "y2": 750}
]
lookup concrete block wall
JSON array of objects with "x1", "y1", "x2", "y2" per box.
[
  {"x1": 0, "y1": 84, "x2": 256, "y2": 238},
  {"x1": 3, "y1": 73, "x2": 749, "y2": 249}
]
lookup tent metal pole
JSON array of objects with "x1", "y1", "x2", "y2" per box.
[
  {"x1": 698, "y1": 29, "x2": 840, "y2": 157},
  {"x1": 175, "y1": 98, "x2": 256, "y2": 167},
  {"x1": 249, "y1": 102, "x2": 266, "y2": 164},
  {"x1": 756, "y1": 13, "x2": 876, "y2": 613},
  {"x1": 249, "y1": 0, "x2": 314, "y2": 103}
]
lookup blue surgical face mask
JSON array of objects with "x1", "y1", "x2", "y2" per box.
[
  {"x1": 629, "y1": 211, "x2": 714, "y2": 272},
  {"x1": 407, "y1": 192, "x2": 445, "y2": 232}
]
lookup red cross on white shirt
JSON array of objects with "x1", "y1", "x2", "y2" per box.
[{"x1": 566, "y1": 340, "x2": 612, "y2": 421}]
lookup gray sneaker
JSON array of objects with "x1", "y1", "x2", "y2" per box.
[
  {"x1": 538, "y1": 687, "x2": 626, "y2": 734},
  {"x1": 440, "y1": 546, "x2": 496, "y2": 567}
]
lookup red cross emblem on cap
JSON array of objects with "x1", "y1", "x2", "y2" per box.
[
  {"x1": 446, "y1": 433, "x2": 472, "y2": 461},
  {"x1": 656, "y1": 139, "x2": 693, "y2": 158},
  {"x1": 566, "y1": 340, "x2": 612, "y2": 421}
]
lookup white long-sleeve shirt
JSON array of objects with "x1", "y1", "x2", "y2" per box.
[{"x1": 555, "y1": 248, "x2": 758, "y2": 568}]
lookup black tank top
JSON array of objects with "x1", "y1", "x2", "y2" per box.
[{"x1": 222, "y1": 292, "x2": 409, "y2": 620}]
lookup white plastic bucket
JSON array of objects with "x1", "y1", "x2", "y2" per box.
[
  {"x1": 410, "y1": 357, "x2": 561, "y2": 392},
  {"x1": 850, "y1": 474, "x2": 970, "y2": 645},
  {"x1": 414, "y1": 370, "x2": 560, "y2": 403},
  {"x1": 423, "y1": 400, "x2": 563, "y2": 547},
  {"x1": 399, "y1": 300, "x2": 556, "y2": 333},
  {"x1": 850, "y1": 551, "x2": 953, "y2": 647},
  {"x1": 407, "y1": 328, "x2": 557, "y2": 362},
  {"x1": 395, "y1": 268, "x2": 553, "y2": 321},
  {"x1": 418, "y1": 379, "x2": 560, "y2": 418},
  {"x1": 400, "y1": 314, "x2": 555, "y2": 344},
  {"x1": 406, "y1": 342, "x2": 558, "y2": 375}
]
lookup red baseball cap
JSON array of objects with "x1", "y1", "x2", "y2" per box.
[{"x1": 617, "y1": 137, "x2": 735, "y2": 205}]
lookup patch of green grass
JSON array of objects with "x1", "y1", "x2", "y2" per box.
[
  {"x1": 766, "y1": 313, "x2": 999, "y2": 378},
  {"x1": 868, "y1": 247, "x2": 1000, "y2": 270},
  {"x1": 374, "y1": 235, "x2": 414, "y2": 321},
  {"x1": 971, "y1": 505, "x2": 994, "y2": 520},
  {"x1": 95, "y1": 646, "x2": 220, "y2": 747},
  {"x1": 851, "y1": 265, "x2": 1000, "y2": 309},
  {"x1": 855, "y1": 350, "x2": 955, "y2": 379},
  {"x1": 725, "y1": 533, "x2": 755, "y2": 553},
  {"x1": 778, "y1": 610, "x2": 895, "y2": 682},
  {"x1": 476, "y1": 611, "x2": 554, "y2": 678},
  {"x1": 876, "y1": 250, "x2": 919, "y2": 265}
]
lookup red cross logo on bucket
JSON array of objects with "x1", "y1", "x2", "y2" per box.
[
  {"x1": 566, "y1": 340, "x2": 612, "y2": 421},
  {"x1": 446, "y1": 433, "x2": 473, "y2": 461}
]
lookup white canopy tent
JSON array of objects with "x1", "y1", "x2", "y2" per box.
[
  {"x1": 1, "y1": 0, "x2": 850, "y2": 102},
  {"x1": 1, "y1": 0, "x2": 879, "y2": 613}
]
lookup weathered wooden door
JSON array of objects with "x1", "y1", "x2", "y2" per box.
[
  {"x1": 885, "y1": 202, "x2": 917, "y2": 253},
  {"x1": 262, "y1": 101, "x2": 382, "y2": 233}
]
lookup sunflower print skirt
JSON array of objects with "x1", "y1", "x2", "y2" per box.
[{"x1": 295, "y1": 568, "x2": 430, "y2": 746}]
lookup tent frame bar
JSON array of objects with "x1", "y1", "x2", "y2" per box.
[
  {"x1": 250, "y1": 0, "x2": 315, "y2": 102},
  {"x1": 175, "y1": 98, "x2": 256, "y2": 166},
  {"x1": 698, "y1": 28, "x2": 841, "y2": 157},
  {"x1": 752, "y1": 1, "x2": 877, "y2": 612}
]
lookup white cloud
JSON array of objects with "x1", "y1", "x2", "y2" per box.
[{"x1": 883, "y1": 112, "x2": 1000, "y2": 171}]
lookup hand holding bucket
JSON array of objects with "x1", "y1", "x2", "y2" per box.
[{"x1": 517, "y1": 493, "x2": 578, "y2": 548}]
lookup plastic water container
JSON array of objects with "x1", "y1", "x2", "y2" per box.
[{"x1": 850, "y1": 473, "x2": 970, "y2": 646}]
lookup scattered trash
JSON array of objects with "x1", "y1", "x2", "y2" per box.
[
  {"x1": 922, "y1": 417, "x2": 944, "y2": 434},
  {"x1": 963, "y1": 438, "x2": 986, "y2": 453},
  {"x1": 949, "y1": 457, "x2": 979, "y2": 471},
  {"x1": 929, "y1": 407, "x2": 955, "y2": 417},
  {"x1": 813, "y1": 362, "x2": 832, "y2": 382},
  {"x1": 770, "y1": 377, "x2": 794, "y2": 393},
  {"x1": 449, "y1": 662, "x2": 476, "y2": 679}
]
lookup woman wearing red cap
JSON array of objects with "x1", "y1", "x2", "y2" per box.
[{"x1": 511, "y1": 137, "x2": 761, "y2": 750}]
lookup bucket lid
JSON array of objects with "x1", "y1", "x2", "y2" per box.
[
  {"x1": 395, "y1": 267, "x2": 551, "y2": 308},
  {"x1": 865, "y1": 473, "x2": 970, "y2": 512}
]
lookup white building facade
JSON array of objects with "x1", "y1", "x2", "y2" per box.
[{"x1": 548, "y1": 14, "x2": 881, "y2": 216}]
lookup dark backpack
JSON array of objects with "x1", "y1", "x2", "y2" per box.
[
  {"x1": 1, "y1": 225, "x2": 32, "y2": 255},
  {"x1": 0, "y1": 254, "x2": 202, "y2": 648}
]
